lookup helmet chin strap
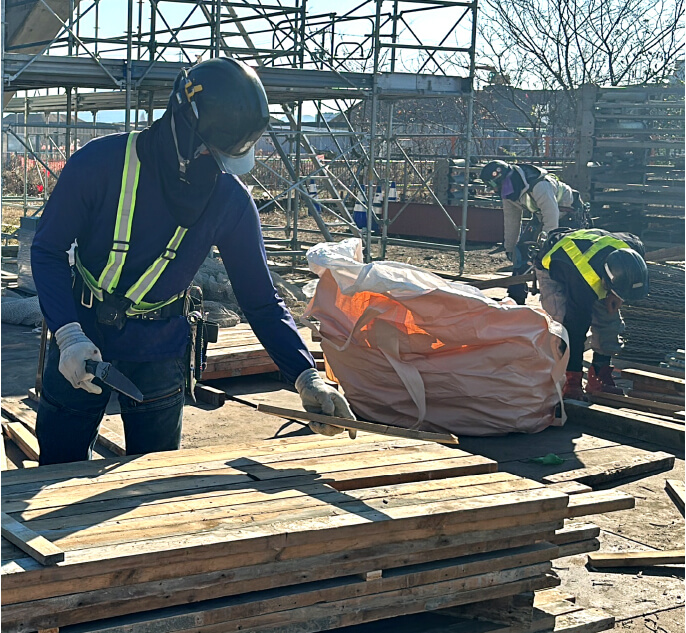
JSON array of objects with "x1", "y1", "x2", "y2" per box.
[{"x1": 170, "y1": 110, "x2": 191, "y2": 183}]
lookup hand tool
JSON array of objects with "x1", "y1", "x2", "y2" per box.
[{"x1": 84, "y1": 360, "x2": 144, "y2": 402}]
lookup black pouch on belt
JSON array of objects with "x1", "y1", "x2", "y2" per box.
[{"x1": 184, "y1": 286, "x2": 219, "y2": 400}]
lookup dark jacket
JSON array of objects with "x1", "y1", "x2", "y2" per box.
[{"x1": 31, "y1": 125, "x2": 315, "y2": 384}]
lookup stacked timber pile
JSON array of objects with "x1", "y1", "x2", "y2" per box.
[
  {"x1": 1, "y1": 436, "x2": 628, "y2": 633},
  {"x1": 203, "y1": 323, "x2": 323, "y2": 380},
  {"x1": 621, "y1": 262, "x2": 685, "y2": 365}
]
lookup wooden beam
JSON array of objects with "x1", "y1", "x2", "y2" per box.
[
  {"x1": 612, "y1": 358, "x2": 684, "y2": 379},
  {"x1": 0, "y1": 435, "x2": 7, "y2": 471},
  {"x1": 628, "y1": 389, "x2": 685, "y2": 406},
  {"x1": 565, "y1": 490, "x2": 635, "y2": 518},
  {"x1": 1, "y1": 420, "x2": 39, "y2": 461},
  {"x1": 542, "y1": 451, "x2": 675, "y2": 487},
  {"x1": 2, "y1": 399, "x2": 125, "y2": 457},
  {"x1": 588, "y1": 550, "x2": 685, "y2": 568},
  {"x1": 1, "y1": 512, "x2": 64, "y2": 566},
  {"x1": 194, "y1": 384, "x2": 227, "y2": 407},
  {"x1": 565, "y1": 401, "x2": 685, "y2": 447},
  {"x1": 621, "y1": 369, "x2": 685, "y2": 395},
  {"x1": 645, "y1": 245, "x2": 685, "y2": 262},
  {"x1": 256, "y1": 404, "x2": 460, "y2": 445},
  {"x1": 588, "y1": 392, "x2": 682, "y2": 415},
  {"x1": 665, "y1": 479, "x2": 685, "y2": 512}
]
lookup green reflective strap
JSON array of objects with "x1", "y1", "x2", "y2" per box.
[
  {"x1": 124, "y1": 226, "x2": 188, "y2": 306},
  {"x1": 125, "y1": 291, "x2": 186, "y2": 316},
  {"x1": 98, "y1": 132, "x2": 140, "y2": 293},
  {"x1": 74, "y1": 250, "x2": 104, "y2": 301}
]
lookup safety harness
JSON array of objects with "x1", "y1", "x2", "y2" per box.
[
  {"x1": 75, "y1": 131, "x2": 188, "y2": 318},
  {"x1": 541, "y1": 229, "x2": 630, "y2": 299}
]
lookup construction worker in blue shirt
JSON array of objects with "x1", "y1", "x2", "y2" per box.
[
  {"x1": 535, "y1": 228, "x2": 649, "y2": 400},
  {"x1": 31, "y1": 58, "x2": 354, "y2": 466},
  {"x1": 479, "y1": 161, "x2": 591, "y2": 305}
]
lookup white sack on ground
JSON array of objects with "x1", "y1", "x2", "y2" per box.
[
  {"x1": 2, "y1": 295, "x2": 44, "y2": 327},
  {"x1": 304, "y1": 238, "x2": 568, "y2": 436}
]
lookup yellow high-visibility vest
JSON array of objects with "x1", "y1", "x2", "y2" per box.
[{"x1": 541, "y1": 229, "x2": 630, "y2": 299}]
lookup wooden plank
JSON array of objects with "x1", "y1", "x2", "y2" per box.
[
  {"x1": 645, "y1": 244, "x2": 685, "y2": 262},
  {"x1": 588, "y1": 392, "x2": 683, "y2": 415},
  {"x1": 588, "y1": 549, "x2": 685, "y2": 568},
  {"x1": 0, "y1": 436, "x2": 8, "y2": 471},
  {"x1": 256, "y1": 404, "x2": 460, "y2": 445},
  {"x1": 2, "y1": 517, "x2": 564, "y2": 606},
  {"x1": 1, "y1": 421, "x2": 39, "y2": 461},
  {"x1": 0, "y1": 512, "x2": 64, "y2": 566},
  {"x1": 618, "y1": 408, "x2": 684, "y2": 424},
  {"x1": 556, "y1": 538, "x2": 600, "y2": 558},
  {"x1": 545, "y1": 482, "x2": 592, "y2": 495},
  {"x1": 628, "y1": 389, "x2": 685, "y2": 405},
  {"x1": 2, "y1": 488, "x2": 568, "y2": 579},
  {"x1": 4, "y1": 559, "x2": 557, "y2": 633},
  {"x1": 1, "y1": 442, "x2": 477, "y2": 503},
  {"x1": 565, "y1": 490, "x2": 635, "y2": 518},
  {"x1": 542, "y1": 451, "x2": 675, "y2": 487},
  {"x1": 612, "y1": 358, "x2": 684, "y2": 379},
  {"x1": 621, "y1": 369, "x2": 685, "y2": 394},
  {"x1": 552, "y1": 608, "x2": 615, "y2": 632},
  {"x1": 31, "y1": 475, "x2": 538, "y2": 551},
  {"x1": 565, "y1": 401, "x2": 685, "y2": 447},
  {"x1": 194, "y1": 384, "x2": 227, "y2": 406},
  {"x1": 2, "y1": 399, "x2": 126, "y2": 457},
  {"x1": 550, "y1": 522, "x2": 600, "y2": 546},
  {"x1": 665, "y1": 479, "x2": 685, "y2": 512}
]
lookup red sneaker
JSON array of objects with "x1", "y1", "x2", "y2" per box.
[
  {"x1": 563, "y1": 371, "x2": 587, "y2": 401},
  {"x1": 586, "y1": 365, "x2": 624, "y2": 395}
]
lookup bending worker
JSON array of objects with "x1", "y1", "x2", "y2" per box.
[
  {"x1": 535, "y1": 228, "x2": 649, "y2": 400},
  {"x1": 479, "y1": 160, "x2": 590, "y2": 304},
  {"x1": 31, "y1": 58, "x2": 354, "y2": 466}
]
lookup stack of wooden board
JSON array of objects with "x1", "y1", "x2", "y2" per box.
[
  {"x1": 203, "y1": 323, "x2": 322, "y2": 380},
  {"x1": 1, "y1": 436, "x2": 630, "y2": 633}
]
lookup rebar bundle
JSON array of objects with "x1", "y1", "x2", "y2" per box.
[{"x1": 620, "y1": 263, "x2": 685, "y2": 365}]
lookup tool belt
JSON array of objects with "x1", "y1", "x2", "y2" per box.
[{"x1": 74, "y1": 270, "x2": 186, "y2": 330}]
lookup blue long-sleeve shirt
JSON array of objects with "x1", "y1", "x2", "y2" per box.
[{"x1": 31, "y1": 132, "x2": 315, "y2": 384}]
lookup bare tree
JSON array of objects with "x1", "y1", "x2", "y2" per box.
[{"x1": 479, "y1": 0, "x2": 684, "y2": 106}]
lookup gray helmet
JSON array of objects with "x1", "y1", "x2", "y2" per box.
[
  {"x1": 603, "y1": 248, "x2": 649, "y2": 302},
  {"x1": 479, "y1": 160, "x2": 512, "y2": 192}
]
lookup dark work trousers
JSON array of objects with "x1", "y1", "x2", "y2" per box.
[
  {"x1": 507, "y1": 242, "x2": 531, "y2": 305},
  {"x1": 36, "y1": 341, "x2": 185, "y2": 465}
]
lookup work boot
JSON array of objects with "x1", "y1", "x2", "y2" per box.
[
  {"x1": 586, "y1": 365, "x2": 624, "y2": 395},
  {"x1": 563, "y1": 371, "x2": 587, "y2": 401}
]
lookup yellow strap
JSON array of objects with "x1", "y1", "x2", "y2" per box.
[
  {"x1": 542, "y1": 231, "x2": 630, "y2": 299},
  {"x1": 98, "y1": 132, "x2": 140, "y2": 293}
]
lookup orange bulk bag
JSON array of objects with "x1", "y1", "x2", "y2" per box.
[{"x1": 303, "y1": 239, "x2": 568, "y2": 436}]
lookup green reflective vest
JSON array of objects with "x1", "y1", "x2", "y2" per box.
[
  {"x1": 541, "y1": 229, "x2": 630, "y2": 299},
  {"x1": 75, "y1": 131, "x2": 188, "y2": 316}
]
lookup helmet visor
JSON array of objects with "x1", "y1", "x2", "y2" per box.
[{"x1": 208, "y1": 145, "x2": 255, "y2": 175}]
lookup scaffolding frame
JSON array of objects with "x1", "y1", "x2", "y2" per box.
[{"x1": 3, "y1": 0, "x2": 478, "y2": 270}]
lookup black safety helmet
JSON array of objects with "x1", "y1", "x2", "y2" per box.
[
  {"x1": 169, "y1": 57, "x2": 270, "y2": 178},
  {"x1": 603, "y1": 248, "x2": 649, "y2": 303},
  {"x1": 479, "y1": 160, "x2": 512, "y2": 193}
]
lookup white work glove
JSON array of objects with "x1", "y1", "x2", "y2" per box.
[
  {"x1": 295, "y1": 368, "x2": 357, "y2": 439},
  {"x1": 54, "y1": 322, "x2": 103, "y2": 394}
]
